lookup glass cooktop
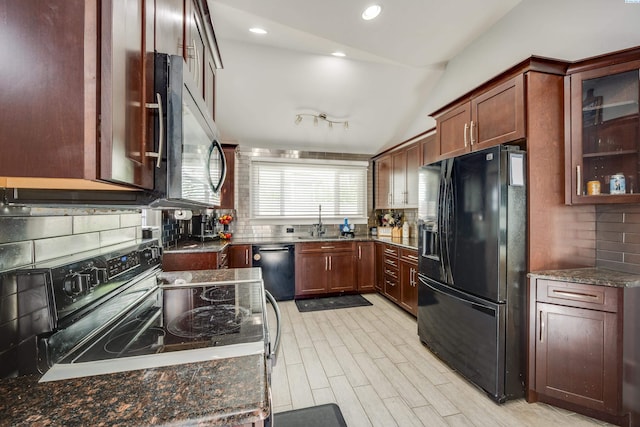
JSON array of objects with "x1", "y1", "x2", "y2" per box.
[{"x1": 40, "y1": 270, "x2": 267, "y2": 382}]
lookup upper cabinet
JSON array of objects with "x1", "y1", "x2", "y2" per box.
[
  {"x1": 219, "y1": 144, "x2": 237, "y2": 209},
  {"x1": 155, "y1": 0, "x2": 184, "y2": 57},
  {"x1": 565, "y1": 49, "x2": 640, "y2": 204},
  {"x1": 375, "y1": 141, "x2": 422, "y2": 209},
  {"x1": 0, "y1": 0, "x2": 154, "y2": 191},
  {"x1": 375, "y1": 155, "x2": 393, "y2": 209},
  {"x1": 0, "y1": 0, "x2": 222, "y2": 195},
  {"x1": 374, "y1": 132, "x2": 435, "y2": 210},
  {"x1": 434, "y1": 74, "x2": 526, "y2": 159}
]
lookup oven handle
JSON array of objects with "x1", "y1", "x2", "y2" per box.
[{"x1": 264, "y1": 289, "x2": 281, "y2": 365}]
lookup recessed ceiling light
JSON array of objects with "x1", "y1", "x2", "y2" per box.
[
  {"x1": 332, "y1": 51, "x2": 346, "y2": 57},
  {"x1": 249, "y1": 27, "x2": 267, "y2": 35},
  {"x1": 361, "y1": 5, "x2": 382, "y2": 20}
]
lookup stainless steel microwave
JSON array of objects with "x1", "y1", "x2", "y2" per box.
[{"x1": 148, "y1": 53, "x2": 226, "y2": 209}]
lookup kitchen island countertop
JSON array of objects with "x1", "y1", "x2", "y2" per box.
[
  {"x1": 528, "y1": 267, "x2": 640, "y2": 288},
  {"x1": 0, "y1": 354, "x2": 269, "y2": 426}
]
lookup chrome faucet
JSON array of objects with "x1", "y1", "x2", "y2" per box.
[{"x1": 311, "y1": 204, "x2": 325, "y2": 237}]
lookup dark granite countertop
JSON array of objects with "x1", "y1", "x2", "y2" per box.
[
  {"x1": 157, "y1": 267, "x2": 263, "y2": 286},
  {"x1": 163, "y1": 239, "x2": 230, "y2": 254},
  {"x1": 528, "y1": 267, "x2": 640, "y2": 288},
  {"x1": 164, "y1": 236, "x2": 418, "y2": 253},
  {"x1": 0, "y1": 354, "x2": 268, "y2": 427}
]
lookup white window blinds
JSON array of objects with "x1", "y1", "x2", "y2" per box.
[{"x1": 251, "y1": 159, "x2": 368, "y2": 222}]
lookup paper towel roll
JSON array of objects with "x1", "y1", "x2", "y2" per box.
[{"x1": 174, "y1": 210, "x2": 192, "y2": 220}]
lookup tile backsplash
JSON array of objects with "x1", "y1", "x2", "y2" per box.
[
  {"x1": 0, "y1": 208, "x2": 143, "y2": 272},
  {"x1": 0, "y1": 207, "x2": 144, "y2": 378},
  {"x1": 595, "y1": 204, "x2": 640, "y2": 274}
]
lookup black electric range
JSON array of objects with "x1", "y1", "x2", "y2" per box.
[{"x1": 13, "y1": 241, "x2": 270, "y2": 382}]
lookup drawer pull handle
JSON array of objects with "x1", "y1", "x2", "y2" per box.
[
  {"x1": 552, "y1": 290, "x2": 599, "y2": 300},
  {"x1": 320, "y1": 246, "x2": 335, "y2": 249}
]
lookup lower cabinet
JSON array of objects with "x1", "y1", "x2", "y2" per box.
[
  {"x1": 399, "y1": 249, "x2": 418, "y2": 315},
  {"x1": 356, "y1": 242, "x2": 375, "y2": 292},
  {"x1": 382, "y1": 244, "x2": 400, "y2": 303},
  {"x1": 295, "y1": 242, "x2": 356, "y2": 297},
  {"x1": 376, "y1": 242, "x2": 418, "y2": 316},
  {"x1": 530, "y1": 277, "x2": 640, "y2": 426},
  {"x1": 162, "y1": 246, "x2": 228, "y2": 271},
  {"x1": 229, "y1": 244, "x2": 251, "y2": 268},
  {"x1": 374, "y1": 242, "x2": 385, "y2": 292}
]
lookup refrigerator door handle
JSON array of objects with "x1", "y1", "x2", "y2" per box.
[{"x1": 418, "y1": 275, "x2": 497, "y2": 317}]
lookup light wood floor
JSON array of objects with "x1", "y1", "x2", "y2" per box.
[{"x1": 267, "y1": 293, "x2": 610, "y2": 427}]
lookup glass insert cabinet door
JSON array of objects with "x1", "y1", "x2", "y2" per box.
[{"x1": 567, "y1": 58, "x2": 640, "y2": 204}]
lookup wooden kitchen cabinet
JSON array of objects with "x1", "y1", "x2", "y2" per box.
[
  {"x1": 375, "y1": 141, "x2": 421, "y2": 209},
  {"x1": 155, "y1": 0, "x2": 184, "y2": 56},
  {"x1": 399, "y1": 248, "x2": 418, "y2": 316},
  {"x1": 0, "y1": 0, "x2": 156, "y2": 191},
  {"x1": 420, "y1": 132, "x2": 438, "y2": 166},
  {"x1": 0, "y1": 0, "x2": 223, "y2": 195},
  {"x1": 565, "y1": 48, "x2": 640, "y2": 204},
  {"x1": 391, "y1": 144, "x2": 420, "y2": 207},
  {"x1": 356, "y1": 242, "x2": 375, "y2": 292},
  {"x1": 375, "y1": 242, "x2": 417, "y2": 316},
  {"x1": 375, "y1": 155, "x2": 393, "y2": 209},
  {"x1": 184, "y1": 0, "x2": 206, "y2": 99},
  {"x1": 374, "y1": 242, "x2": 385, "y2": 292},
  {"x1": 162, "y1": 247, "x2": 228, "y2": 271},
  {"x1": 295, "y1": 242, "x2": 356, "y2": 297},
  {"x1": 219, "y1": 145, "x2": 237, "y2": 209},
  {"x1": 381, "y1": 244, "x2": 401, "y2": 304},
  {"x1": 434, "y1": 74, "x2": 525, "y2": 159},
  {"x1": 229, "y1": 244, "x2": 252, "y2": 268},
  {"x1": 529, "y1": 276, "x2": 640, "y2": 425}
]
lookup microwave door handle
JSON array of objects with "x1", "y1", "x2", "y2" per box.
[
  {"x1": 145, "y1": 92, "x2": 164, "y2": 168},
  {"x1": 207, "y1": 140, "x2": 227, "y2": 193}
]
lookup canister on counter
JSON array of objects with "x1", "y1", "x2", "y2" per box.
[
  {"x1": 587, "y1": 180, "x2": 601, "y2": 195},
  {"x1": 610, "y1": 173, "x2": 626, "y2": 194}
]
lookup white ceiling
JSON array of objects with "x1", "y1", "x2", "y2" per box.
[
  {"x1": 207, "y1": 0, "x2": 640, "y2": 156},
  {"x1": 207, "y1": 0, "x2": 522, "y2": 155}
]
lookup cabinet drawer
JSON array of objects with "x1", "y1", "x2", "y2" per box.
[
  {"x1": 383, "y1": 245, "x2": 399, "y2": 257},
  {"x1": 297, "y1": 241, "x2": 355, "y2": 253},
  {"x1": 536, "y1": 279, "x2": 619, "y2": 313},
  {"x1": 383, "y1": 255, "x2": 398, "y2": 269},
  {"x1": 384, "y1": 266, "x2": 399, "y2": 280},
  {"x1": 399, "y1": 248, "x2": 418, "y2": 265}
]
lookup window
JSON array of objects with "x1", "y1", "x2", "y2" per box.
[{"x1": 251, "y1": 158, "x2": 368, "y2": 223}]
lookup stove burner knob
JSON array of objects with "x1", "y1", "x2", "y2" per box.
[
  {"x1": 143, "y1": 246, "x2": 161, "y2": 261},
  {"x1": 63, "y1": 273, "x2": 90, "y2": 296},
  {"x1": 84, "y1": 267, "x2": 107, "y2": 287}
]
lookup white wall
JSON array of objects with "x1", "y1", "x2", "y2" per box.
[{"x1": 405, "y1": 0, "x2": 640, "y2": 135}]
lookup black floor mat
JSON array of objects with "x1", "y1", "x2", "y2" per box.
[
  {"x1": 295, "y1": 294, "x2": 372, "y2": 312},
  {"x1": 273, "y1": 403, "x2": 347, "y2": 427}
]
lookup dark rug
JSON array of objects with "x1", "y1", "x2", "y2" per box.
[
  {"x1": 273, "y1": 403, "x2": 347, "y2": 427},
  {"x1": 295, "y1": 294, "x2": 372, "y2": 312}
]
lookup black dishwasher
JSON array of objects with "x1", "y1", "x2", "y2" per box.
[{"x1": 252, "y1": 244, "x2": 295, "y2": 301}]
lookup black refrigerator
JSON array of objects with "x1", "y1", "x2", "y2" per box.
[{"x1": 417, "y1": 145, "x2": 526, "y2": 403}]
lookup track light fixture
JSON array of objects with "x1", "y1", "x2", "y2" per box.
[{"x1": 294, "y1": 113, "x2": 349, "y2": 130}]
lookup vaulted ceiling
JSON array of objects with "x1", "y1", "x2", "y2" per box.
[{"x1": 208, "y1": 0, "x2": 640, "y2": 155}]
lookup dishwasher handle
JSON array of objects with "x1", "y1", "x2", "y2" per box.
[
  {"x1": 257, "y1": 247, "x2": 291, "y2": 252},
  {"x1": 264, "y1": 289, "x2": 281, "y2": 365}
]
